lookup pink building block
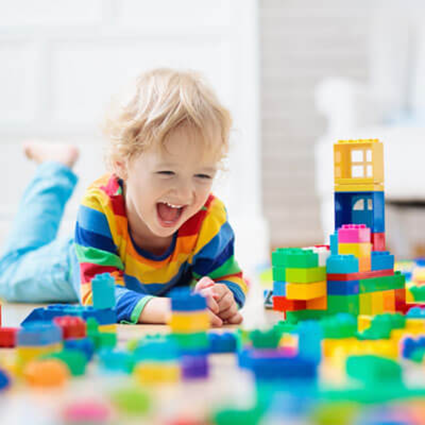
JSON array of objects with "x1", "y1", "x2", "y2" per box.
[{"x1": 337, "y1": 224, "x2": 371, "y2": 243}]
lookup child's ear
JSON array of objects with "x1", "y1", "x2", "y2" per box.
[{"x1": 114, "y1": 160, "x2": 128, "y2": 180}]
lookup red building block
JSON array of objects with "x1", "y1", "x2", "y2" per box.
[
  {"x1": 0, "y1": 327, "x2": 18, "y2": 348},
  {"x1": 273, "y1": 296, "x2": 306, "y2": 312},
  {"x1": 53, "y1": 316, "x2": 86, "y2": 340},
  {"x1": 327, "y1": 269, "x2": 394, "y2": 282},
  {"x1": 395, "y1": 288, "x2": 408, "y2": 314},
  {"x1": 372, "y1": 232, "x2": 386, "y2": 251}
]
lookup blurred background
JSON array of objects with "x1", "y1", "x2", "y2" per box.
[{"x1": 1, "y1": 0, "x2": 425, "y2": 279}]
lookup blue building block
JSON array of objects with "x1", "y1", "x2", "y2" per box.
[
  {"x1": 17, "y1": 322, "x2": 62, "y2": 347},
  {"x1": 371, "y1": 251, "x2": 394, "y2": 271},
  {"x1": 334, "y1": 191, "x2": 385, "y2": 233},
  {"x1": 330, "y1": 232, "x2": 339, "y2": 255},
  {"x1": 21, "y1": 304, "x2": 117, "y2": 326},
  {"x1": 99, "y1": 349, "x2": 135, "y2": 373},
  {"x1": 327, "y1": 280, "x2": 360, "y2": 296},
  {"x1": 0, "y1": 369, "x2": 11, "y2": 392},
  {"x1": 64, "y1": 337, "x2": 95, "y2": 361},
  {"x1": 92, "y1": 273, "x2": 116, "y2": 310},
  {"x1": 402, "y1": 336, "x2": 425, "y2": 359},
  {"x1": 326, "y1": 255, "x2": 359, "y2": 274},
  {"x1": 134, "y1": 339, "x2": 180, "y2": 362},
  {"x1": 170, "y1": 289, "x2": 207, "y2": 312},
  {"x1": 273, "y1": 281, "x2": 286, "y2": 296},
  {"x1": 208, "y1": 332, "x2": 238, "y2": 353},
  {"x1": 406, "y1": 306, "x2": 425, "y2": 318},
  {"x1": 297, "y1": 321, "x2": 322, "y2": 365}
]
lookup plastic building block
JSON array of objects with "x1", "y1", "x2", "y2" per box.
[
  {"x1": 297, "y1": 321, "x2": 322, "y2": 364},
  {"x1": 327, "y1": 280, "x2": 359, "y2": 296},
  {"x1": 109, "y1": 386, "x2": 151, "y2": 415},
  {"x1": 285, "y1": 310, "x2": 327, "y2": 322},
  {"x1": 170, "y1": 332, "x2": 209, "y2": 352},
  {"x1": 272, "y1": 248, "x2": 318, "y2": 268},
  {"x1": 330, "y1": 232, "x2": 339, "y2": 255},
  {"x1": 327, "y1": 268, "x2": 394, "y2": 282},
  {"x1": 62, "y1": 400, "x2": 112, "y2": 424},
  {"x1": 134, "y1": 339, "x2": 179, "y2": 362},
  {"x1": 0, "y1": 327, "x2": 18, "y2": 348},
  {"x1": 91, "y1": 273, "x2": 116, "y2": 310},
  {"x1": 406, "y1": 306, "x2": 425, "y2": 318},
  {"x1": 208, "y1": 332, "x2": 238, "y2": 353},
  {"x1": 371, "y1": 251, "x2": 394, "y2": 271},
  {"x1": 134, "y1": 362, "x2": 180, "y2": 384},
  {"x1": 334, "y1": 183, "x2": 384, "y2": 192},
  {"x1": 410, "y1": 285, "x2": 425, "y2": 302},
  {"x1": 334, "y1": 191, "x2": 385, "y2": 234},
  {"x1": 402, "y1": 336, "x2": 425, "y2": 359},
  {"x1": 286, "y1": 267, "x2": 326, "y2": 284},
  {"x1": 303, "y1": 245, "x2": 330, "y2": 267},
  {"x1": 43, "y1": 349, "x2": 87, "y2": 376},
  {"x1": 23, "y1": 358, "x2": 70, "y2": 387},
  {"x1": 213, "y1": 407, "x2": 263, "y2": 425},
  {"x1": 327, "y1": 295, "x2": 359, "y2": 315},
  {"x1": 99, "y1": 349, "x2": 135, "y2": 374},
  {"x1": 334, "y1": 139, "x2": 384, "y2": 186},
  {"x1": 306, "y1": 295, "x2": 327, "y2": 310},
  {"x1": 272, "y1": 267, "x2": 286, "y2": 282},
  {"x1": 339, "y1": 242, "x2": 372, "y2": 258},
  {"x1": 64, "y1": 338, "x2": 95, "y2": 361},
  {"x1": 372, "y1": 232, "x2": 386, "y2": 251},
  {"x1": 53, "y1": 316, "x2": 86, "y2": 340},
  {"x1": 181, "y1": 354, "x2": 209, "y2": 380},
  {"x1": 346, "y1": 355, "x2": 402, "y2": 385},
  {"x1": 338, "y1": 224, "x2": 371, "y2": 243},
  {"x1": 0, "y1": 369, "x2": 11, "y2": 392},
  {"x1": 17, "y1": 322, "x2": 62, "y2": 347},
  {"x1": 90, "y1": 331, "x2": 117, "y2": 351},
  {"x1": 286, "y1": 281, "x2": 326, "y2": 301},
  {"x1": 273, "y1": 296, "x2": 306, "y2": 312},
  {"x1": 250, "y1": 328, "x2": 281, "y2": 349},
  {"x1": 273, "y1": 281, "x2": 286, "y2": 296},
  {"x1": 170, "y1": 290, "x2": 207, "y2": 312},
  {"x1": 358, "y1": 256, "x2": 371, "y2": 272},
  {"x1": 168, "y1": 311, "x2": 209, "y2": 333},
  {"x1": 321, "y1": 313, "x2": 357, "y2": 339},
  {"x1": 326, "y1": 255, "x2": 359, "y2": 274}
]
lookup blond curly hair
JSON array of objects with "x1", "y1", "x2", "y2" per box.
[{"x1": 103, "y1": 68, "x2": 232, "y2": 172}]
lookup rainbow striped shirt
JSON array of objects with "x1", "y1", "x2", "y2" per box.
[{"x1": 71, "y1": 174, "x2": 247, "y2": 323}]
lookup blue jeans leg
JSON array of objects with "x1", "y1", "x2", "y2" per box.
[{"x1": 0, "y1": 162, "x2": 79, "y2": 302}]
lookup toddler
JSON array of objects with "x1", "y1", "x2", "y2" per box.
[{"x1": 0, "y1": 69, "x2": 247, "y2": 326}]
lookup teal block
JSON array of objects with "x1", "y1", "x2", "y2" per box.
[{"x1": 92, "y1": 273, "x2": 116, "y2": 310}]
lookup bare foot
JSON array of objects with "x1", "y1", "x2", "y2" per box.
[{"x1": 23, "y1": 141, "x2": 80, "y2": 169}]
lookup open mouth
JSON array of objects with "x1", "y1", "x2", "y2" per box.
[{"x1": 156, "y1": 202, "x2": 186, "y2": 228}]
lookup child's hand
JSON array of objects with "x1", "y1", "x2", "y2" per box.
[
  {"x1": 194, "y1": 277, "x2": 222, "y2": 327},
  {"x1": 194, "y1": 277, "x2": 243, "y2": 326}
]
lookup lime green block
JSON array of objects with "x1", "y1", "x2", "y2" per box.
[
  {"x1": 321, "y1": 314, "x2": 357, "y2": 339},
  {"x1": 311, "y1": 401, "x2": 359, "y2": 425},
  {"x1": 286, "y1": 266, "x2": 326, "y2": 283},
  {"x1": 110, "y1": 386, "x2": 151, "y2": 415},
  {"x1": 272, "y1": 266, "x2": 286, "y2": 282},
  {"x1": 272, "y1": 248, "x2": 318, "y2": 268},
  {"x1": 327, "y1": 295, "x2": 359, "y2": 316}
]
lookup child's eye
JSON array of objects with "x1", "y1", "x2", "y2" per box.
[
  {"x1": 157, "y1": 171, "x2": 175, "y2": 176},
  {"x1": 195, "y1": 174, "x2": 212, "y2": 180}
]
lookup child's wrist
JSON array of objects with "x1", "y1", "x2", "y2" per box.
[{"x1": 138, "y1": 297, "x2": 171, "y2": 324}]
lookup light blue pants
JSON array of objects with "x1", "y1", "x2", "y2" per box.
[{"x1": 0, "y1": 162, "x2": 78, "y2": 302}]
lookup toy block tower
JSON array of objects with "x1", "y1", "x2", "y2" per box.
[{"x1": 334, "y1": 140, "x2": 385, "y2": 251}]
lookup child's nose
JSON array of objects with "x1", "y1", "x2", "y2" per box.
[{"x1": 175, "y1": 180, "x2": 194, "y2": 203}]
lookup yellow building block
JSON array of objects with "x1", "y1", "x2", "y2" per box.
[
  {"x1": 16, "y1": 343, "x2": 62, "y2": 372},
  {"x1": 405, "y1": 318, "x2": 425, "y2": 334},
  {"x1": 280, "y1": 333, "x2": 299, "y2": 350},
  {"x1": 134, "y1": 362, "x2": 180, "y2": 384},
  {"x1": 370, "y1": 291, "x2": 385, "y2": 315},
  {"x1": 339, "y1": 243, "x2": 372, "y2": 258},
  {"x1": 334, "y1": 139, "x2": 384, "y2": 186},
  {"x1": 306, "y1": 295, "x2": 327, "y2": 310},
  {"x1": 357, "y1": 315, "x2": 372, "y2": 332},
  {"x1": 322, "y1": 337, "x2": 357, "y2": 358},
  {"x1": 406, "y1": 287, "x2": 414, "y2": 303},
  {"x1": 334, "y1": 183, "x2": 384, "y2": 192},
  {"x1": 360, "y1": 293, "x2": 372, "y2": 315},
  {"x1": 98, "y1": 324, "x2": 117, "y2": 333},
  {"x1": 286, "y1": 281, "x2": 326, "y2": 301},
  {"x1": 169, "y1": 311, "x2": 210, "y2": 333}
]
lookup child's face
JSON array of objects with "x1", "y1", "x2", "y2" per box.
[{"x1": 123, "y1": 125, "x2": 220, "y2": 242}]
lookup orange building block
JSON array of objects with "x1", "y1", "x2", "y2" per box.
[{"x1": 306, "y1": 295, "x2": 327, "y2": 310}]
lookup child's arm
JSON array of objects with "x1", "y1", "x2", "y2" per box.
[
  {"x1": 191, "y1": 198, "x2": 248, "y2": 323},
  {"x1": 73, "y1": 191, "x2": 161, "y2": 324}
]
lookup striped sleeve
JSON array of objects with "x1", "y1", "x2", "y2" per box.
[
  {"x1": 73, "y1": 183, "x2": 152, "y2": 323},
  {"x1": 190, "y1": 198, "x2": 248, "y2": 307}
]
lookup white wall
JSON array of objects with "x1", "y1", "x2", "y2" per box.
[{"x1": 0, "y1": 0, "x2": 268, "y2": 275}]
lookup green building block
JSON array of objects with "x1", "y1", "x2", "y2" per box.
[
  {"x1": 250, "y1": 328, "x2": 282, "y2": 349},
  {"x1": 321, "y1": 314, "x2": 357, "y2": 339},
  {"x1": 410, "y1": 285, "x2": 425, "y2": 302},
  {"x1": 346, "y1": 355, "x2": 402, "y2": 386},
  {"x1": 410, "y1": 347, "x2": 425, "y2": 363},
  {"x1": 171, "y1": 332, "x2": 209, "y2": 350},
  {"x1": 42, "y1": 350, "x2": 87, "y2": 376},
  {"x1": 311, "y1": 401, "x2": 359, "y2": 425},
  {"x1": 274, "y1": 320, "x2": 298, "y2": 334},
  {"x1": 213, "y1": 407, "x2": 263, "y2": 425},
  {"x1": 327, "y1": 295, "x2": 359, "y2": 316},
  {"x1": 90, "y1": 332, "x2": 117, "y2": 351},
  {"x1": 272, "y1": 266, "x2": 286, "y2": 282},
  {"x1": 110, "y1": 386, "x2": 151, "y2": 415},
  {"x1": 286, "y1": 267, "x2": 326, "y2": 284},
  {"x1": 285, "y1": 310, "x2": 328, "y2": 323},
  {"x1": 272, "y1": 248, "x2": 318, "y2": 268}
]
